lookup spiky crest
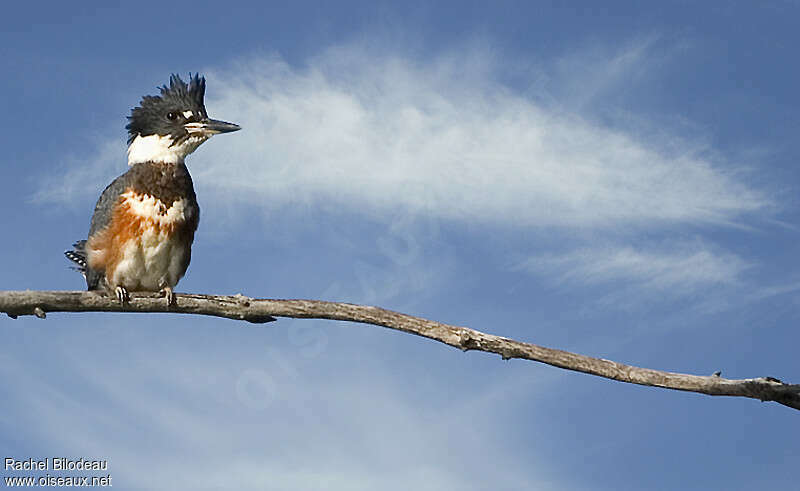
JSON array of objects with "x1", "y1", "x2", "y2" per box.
[{"x1": 126, "y1": 73, "x2": 208, "y2": 144}]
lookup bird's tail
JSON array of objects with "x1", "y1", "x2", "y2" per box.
[{"x1": 64, "y1": 240, "x2": 88, "y2": 278}]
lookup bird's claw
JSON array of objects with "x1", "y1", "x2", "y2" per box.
[
  {"x1": 115, "y1": 286, "x2": 130, "y2": 304},
  {"x1": 161, "y1": 286, "x2": 176, "y2": 307}
]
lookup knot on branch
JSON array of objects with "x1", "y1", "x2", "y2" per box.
[
  {"x1": 458, "y1": 330, "x2": 482, "y2": 351},
  {"x1": 233, "y1": 293, "x2": 251, "y2": 307}
]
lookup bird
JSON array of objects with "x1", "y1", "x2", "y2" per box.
[{"x1": 65, "y1": 73, "x2": 240, "y2": 305}]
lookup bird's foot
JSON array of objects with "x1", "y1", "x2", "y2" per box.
[
  {"x1": 115, "y1": 286, "x2": 130, "y2": 304},
  {"x1": 160, "y1": 286, "x2": 176, "y2": 307}
]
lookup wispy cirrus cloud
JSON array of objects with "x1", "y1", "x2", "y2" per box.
[
  {"x1": 517, "y1": 241, "x2": 751, "y2": 293},
  {"x1": 193, "y1": 41, "x2": 767, "y2": 230}
]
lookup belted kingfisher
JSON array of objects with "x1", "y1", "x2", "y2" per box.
[{"x1": 65, "y1": 74, "x2": 240, "y2": 305}]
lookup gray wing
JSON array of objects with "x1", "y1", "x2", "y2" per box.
[
  {"x1": 89, "y1": 171, "x2": 131, "y2": 237},
  {"x1": 82, "y1": 171, "x2": 132, "y2": 290}
]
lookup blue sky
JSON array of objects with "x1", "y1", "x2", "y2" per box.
[{"x1": 2, "y1": 1, "x2": 799, "y2": 489}]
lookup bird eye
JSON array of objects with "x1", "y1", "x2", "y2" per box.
[{"x1": 166, "y1": 112, "x2": 178, "y2": 121}]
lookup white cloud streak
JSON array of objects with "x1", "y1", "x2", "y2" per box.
[
  {"x1": 34, "y1": 137, "x2": 125, "y2": 208},
  {"x1": 194, "y1": 42, "x2": 767, "y2": 229},
  {"x1": 518, "y1": 242, "x2": 750, "y2": 293}
]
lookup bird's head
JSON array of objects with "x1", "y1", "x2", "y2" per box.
[{"x1": 126, "y1": 73, "x2": 240, "y2": 165}]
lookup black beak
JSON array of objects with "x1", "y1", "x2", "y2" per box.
[
  {"x1": 185, "y1": 118, "x2": 241, "y2": 136},
  {"x1": 204, "y1": 118, "x2": 241, "y2": 134}
]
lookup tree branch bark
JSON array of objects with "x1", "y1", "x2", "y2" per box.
[{"x1": 2, "y1": 290, "x2": 798, "y2": 411}]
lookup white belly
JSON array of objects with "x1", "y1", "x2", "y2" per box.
[
  {"x1": 107, "y1": 193, "x2": 194, "y2": 291},
  {"x1": 109, "y1": 230, "x2": 188, "y2": 291}
]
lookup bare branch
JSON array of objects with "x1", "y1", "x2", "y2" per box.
[{"x1": 2, "y1": 290, "x2": 798, "y2": 411}]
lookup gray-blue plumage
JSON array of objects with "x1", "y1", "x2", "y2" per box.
[{"x1": 89, "y1": 175, "x2": 130, "y2": 238}]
